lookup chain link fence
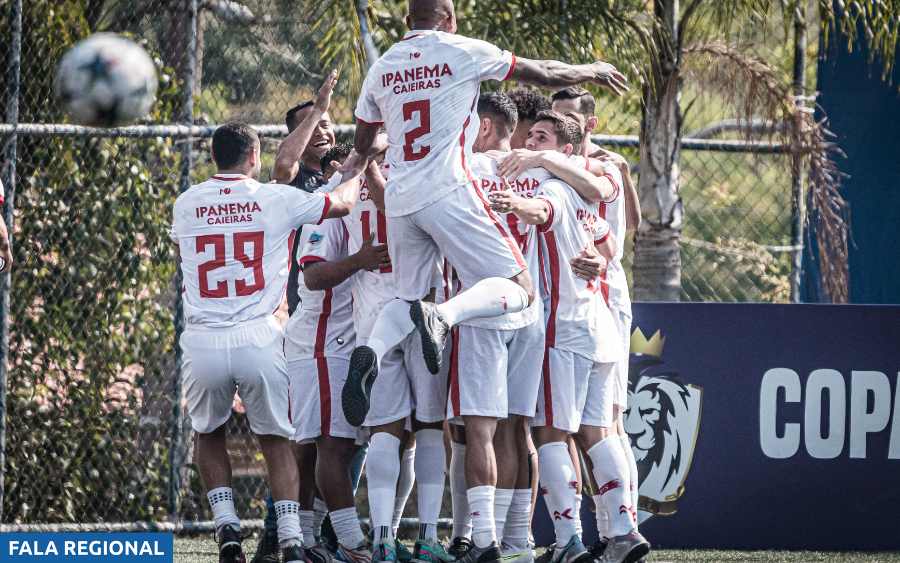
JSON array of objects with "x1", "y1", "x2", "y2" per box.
[{"x1": 0, "y1": 0, "x2": 815, "y2": 529}]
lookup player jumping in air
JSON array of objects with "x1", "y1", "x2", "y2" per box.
[{"x1": 171, "y1": 118, "x2": 363, "y2": 563}]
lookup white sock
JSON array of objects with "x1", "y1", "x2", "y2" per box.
[
  {"x1": 299, "y1": 510, "x2": 316, "y2": 546},
  {"x1": 368, "y1": 299, "x2": 416, "y2": 367},
  {"x1": 436, "y1": 277, "x2": 529, "y2": 327},
  {"x1": 207, "y1": 487, "x2": 240, "y2": 533},
  {"x1": 331, "y1": 506, "x2": 366, "y2": 549},
  {"x1": 415, "y1": 429, "x2": 446, "y2": 540},
  {"x1": 592, "y1": 494, "x2": 609, "y2": 540},
  {"x1": 313, "y1": 497, "x2": 328, "y2": 539},
  {"x1": 537, "y1": 442, "x2": 578, "y2": 545},
  {"x1": 467, "y1": 485, "x2": 497, "y2": 548},
  {"x1": 493, "y1": 488, "x2": 514, "y2": 546},
  {"x1": 368, "y1": 432, "x2": 401, "y2": 540},
  {"x1": 393, "y1": 443, "x2": 416, "y2": 535},
  {"x1": 587, "y1": 437, "x2": 636, "y2": 538},
  {"x1": 502, "y1": 489, "x2": 532, "y2": 550},
  {"x1": 573, "y1": 493, "x2": 583, "y2": 538},
  {"x1": 619, "y1": 433, "x2": 640, "y2": 523},
  {"x1": 274, "y1": 500, "x2": 302, "y2": 548},
  {"x1": 450, "y1": 442, "x2": 472, "y2": 540}
]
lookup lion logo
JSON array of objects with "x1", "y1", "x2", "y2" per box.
[{"x1": 624, "y1": 328, "x2": 703, "y2": 524}]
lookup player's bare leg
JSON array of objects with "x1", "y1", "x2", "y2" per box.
[
  {"x1": 257, "y1": 434, "x2": 306, "y2": 562},
  {"x1": 460, "y1": 415, "x2": 502, "y2": 563},
  {"x1": 316, "y1": 437, "x2": 369, "y2": 562},
  {"x1": 448, "y1": 424, "x2": 473, "y2": 558},
  {"x1": 197, "y1": 425, "x2": 245, "y2": 563},
  {"x1": 575, "y1": 426, "x2": 649, "y2": 563},
  {"x1": 295, "y1": 443, "x2": 319, "y2": 547},
  {"x1": 532, "y1": 426, "x2": 591, "y2": 563},
  {"x1": 412, "y1": 271, "x2": 534, "y2": 374},
  {"x1": 367, "y1": 420, "x2": 407, "y2": 562}
]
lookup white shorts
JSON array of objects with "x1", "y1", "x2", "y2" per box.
[
  {"x1": 532, "y1": 347, "x2": 593, "y2": 433},
  {"x1": 448, "y1": 322, "x2": 544, "y2": 420},
  {"x1": 611, "y1": 308, "x2": 632, "y2": 408},
  {"x1": 289, "y1": 357, "x2": 361, "y2": 443},
  {"x1": 387, "y1": 184, "x2": 526, "y2": 301},
  {"x1": 181, "y1": 316, "x2": 292, "y2": 438},
  {"x1": 580, "y1": 361, "x2": 617, "y2": 429},
  {"x1": 364, "y1": 335, "x2": 449, "y2": 427}
]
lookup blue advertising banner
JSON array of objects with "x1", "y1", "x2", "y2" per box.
[
  {"x1": 534, "y1": 303, "x2": 900, "y2": 550},
  {"x1": 0, "y1": 533, "x2": 173, "y2": 562}
]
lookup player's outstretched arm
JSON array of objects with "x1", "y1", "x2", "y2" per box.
[
  {"x1": 323, "y1": 174, "x2": 363, "y2": 219},
  {"x1": 511, "y1": 58, "x2": 628, "y2": 95},
  {"x1": 499, "y1": 149, "x2": 616, "y2": 203},
  {"x1": 304, "y1": 234, "x2": 391, "y2": 291},
  {"x1": 489, "y1": 191, "x2": 551, "y2": 226},
  {"x1": 363, "y1": 159, "x2": 387, "y2": 212},
  {"x1": 273, "y1": 69, "x2": 339, "y2": 184}
]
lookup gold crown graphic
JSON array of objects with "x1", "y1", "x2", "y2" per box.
[{"x1": 630, "y1": 327, "x2": 665, "y2": 357}]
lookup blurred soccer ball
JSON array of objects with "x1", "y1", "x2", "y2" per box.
[{"x1": 54, "y1": 33, "x2": 157, "y2": 127}]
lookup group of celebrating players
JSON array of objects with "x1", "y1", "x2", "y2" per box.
[{"x1": 170, "y1": 1, "x2": 650, "y2": 563}]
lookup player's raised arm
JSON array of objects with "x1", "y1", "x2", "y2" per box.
[
  {"x1": 321, "y1": 173, "x2": 363, "y2": 219},
  {"x1": 272, "y1": 69, "x2": 339, "y2": 184},
  {"x1": 511, "y1": 58, "x2": 629, "y2": 96}
]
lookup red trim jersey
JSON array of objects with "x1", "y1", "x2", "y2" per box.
[
  {"x1": 284, "y1": 217, "x2": 356, "y2": 360},
  {"x1": 355, "y1": 30, "x2": 516, "y2": 217},
  {"x1": 536, "y1": 179, "x2": 621, "y2": 363},
  {"x1": 460, "y1": 152, "x2": 549, "y2": 330},
  {"x1": 172, "y1": 174, "x2": 329, "y2": 327}
]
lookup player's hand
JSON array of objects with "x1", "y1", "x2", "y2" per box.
[
  {"x1": 488, "y1": 190, "x2": 522, "y2": 214},
  {"x1": 570, "y1": 245, "x2": 607, "y2": 281},
  {"x1": 589, "y1": 61, "x2": 628, "y2": 96},
  {"x1": 498, "y1": 149, "x2": 546, "y2": 180},
  {"x1": 314, "y1": 68, "x2": 339, "y2": 112},
  {"x1": 354, "y1": 234, "x2": 391, "y2": 271}
]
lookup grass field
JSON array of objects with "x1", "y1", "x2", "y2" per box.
[{"x1": 173, "y1": 536, "x2": 900, "y2": 563}]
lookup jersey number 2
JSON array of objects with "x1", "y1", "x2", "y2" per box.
[
  {"x1": 197, "y1": 231, "x2": 265, "y2": 298},
  {"x1": 402, "y1": 100, "x2": 431, "y2": 161}
]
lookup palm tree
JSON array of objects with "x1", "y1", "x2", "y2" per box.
[{"x1": 307, "y1": 0, "x2": 897, "y2": 302}]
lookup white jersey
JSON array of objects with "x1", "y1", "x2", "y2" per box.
[
  {"x1": 572, "y1": 155, "x2": 631, "y2": 314},
  {"x1": 284, "y1": 218, "x2": 356, "y2": 360},
  {"x1": 355, "y1": 30, "x2": 516, "y2": 217},
  {"x1": 460, "y1": 152, "x2": 548, "y2": 330},
  {"x1": 172, "y1": 174, "x2": 329, "y2": 328},
  {"x1": 536, "y1": 179, "x2": 621, "y2": 363}
]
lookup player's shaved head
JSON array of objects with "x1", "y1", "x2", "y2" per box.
[
  {"x1": 407, "y1": 0, "x2": 456, "y2": 32},
  {"x1": 212, "y1": 122, "x2": 259, "y2": 170}
]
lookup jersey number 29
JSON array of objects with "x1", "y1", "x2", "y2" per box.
[{"x1": 196, "y1": 231, "x2": 265, "y2": 298}]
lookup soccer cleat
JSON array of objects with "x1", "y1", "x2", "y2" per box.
[
  {"x1": 549, "y1": 536, "x2": 592, "y2": 563},
  {"x1": 373, "y1": 541, "x2": 398, "y2": 563},
  {"x1": 454, "y1": 541, "x2": 501, "y2": 563},
  {"x1": 447, "y1": 537, "x2": 473, "y2": 560},
  {"x1": 336, "y1": 542, "x2": 373, "y2": 563},
  {"x1": 588, "y1": 538, "x2": 608, "y2": 560},
  {"x1": 342, "y1": 346, "x2": 378, "y2": 426},
  {"x1": 409, "y1": 300, "x2": 449, "y2": 374},
  {"x1": 412, "y1": 537, "x2": 456, "y2": 563},
  {"x1": 306, "y1": 544, "x2": 339, "y2": 563},
  {"x1": 250, "y1": 527, "x2": 279, "y2": 563},
  {"x1": 532, "y1": 544, "x2": 553, "y2": 563},
  {"x1": 218, "y1": 525, "x2": 247, "y2": 563},
  {"x1": 499, "y1": 542, "x2": 534, "y2": 563},
  {"x1": 597, "y1": 532, "x2": 650, "y2": 563}
]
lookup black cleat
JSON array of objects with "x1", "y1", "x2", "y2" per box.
[
  {"x1": 448, "y1": 537, "x2": 473, "y2": 560},
  {"x1": 456, "y1": 542, "x2": 501, "y2": 563},
  {"x1": 250, "y1": 527, "x2": 279, "y2": 563},
  {"x1": 588, "y1": 539, "x2": 608, "y2": 560},
  {"x1": 342, "y1": 345, "x2": 378, "y2": 427},
  {"x1": 597, "y1": 532, "x2": 649, "y2": 563},
  {"x1": 219, "y1": 525, "x2": 247, "y2": 563},
  {"x1": 409, "y1": 300, "x2": 449, "y2": 374}
]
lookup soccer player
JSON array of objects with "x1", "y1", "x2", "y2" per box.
[
  {"x1": 506, "y1": 89, "x2": 551, "y2": 150},
  {"x1": 0, "y1": 179, "x2": 11, "y2": 272},
  {"x1": 340, "y1": 3, "x2": 627, "y2": 559},
  {"x1": 171, "y1": 122, "x2": 362, "y2": 563},
  {"x1": 489, "y1": 111, "x2": 638, "y2": 563}
]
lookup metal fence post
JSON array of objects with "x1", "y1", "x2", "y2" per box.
[
  {"x1": 790, "y1": 2, "x2": 807, "y2": 303},
  {"x1": 0, "y1": 0, "x2": 23, "y2": 524},
  {"x1": 169, "y1": 0, "x2": 198, "y2": 521}
]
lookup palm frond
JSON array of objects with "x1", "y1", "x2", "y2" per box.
[{"x1": 683, "y1": 41, "x2": 849, "y2": 301}]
